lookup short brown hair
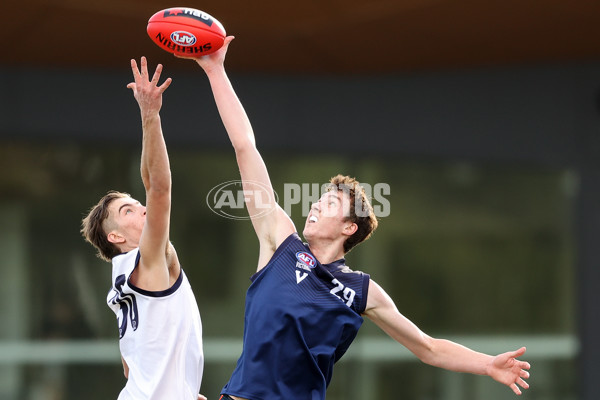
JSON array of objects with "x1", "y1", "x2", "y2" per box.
[
  {"x1": 327, "y1": 175, "x2": 378, "y2": 254},
  {"x1": 81, "y1": 191, "x2": 130, "y2": 261}
]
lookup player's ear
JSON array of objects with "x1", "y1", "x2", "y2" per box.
[
  {"x1": 108, "y1": 231, "x2": 125, "y2": 244},
  {"x1": 343, "y1": 222, "x2": 358, "y2": 236}
]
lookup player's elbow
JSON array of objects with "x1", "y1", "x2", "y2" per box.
[
  {"x1": 232, "y1": 140, "x2": 256, "y2": 155},
  {"x1": 233, "y1": 142, "x2": 261, "y2": 164},
  {"x1": 146, "y1": 183, "x2": 172, "y2": 207},
  {"x1": 146, "y1": 173, "x2": 172, "y2": 193},
  {"x1": 230, "y1": 131, "x2": 257, "y2": 153},
  {"x1": 414, "y1": 335, "x2": 438, "y2": 366}
]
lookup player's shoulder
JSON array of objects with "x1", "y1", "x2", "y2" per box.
[
  {"x1": 330, "y1": 263, "x2": 371, "y2": 289},
  {"x1": 112, "y1": 248, "x2": 140, "y2": 271},
  {"x1": 335, "y1": 262, "x2": 368, "y2": 276}
]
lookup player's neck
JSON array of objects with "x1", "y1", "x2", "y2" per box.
[{"x1": 307, "y1": 240, "x2": 345, "y2": 265}]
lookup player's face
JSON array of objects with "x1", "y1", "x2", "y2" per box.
[
  {"x1": 303, "y1": 191, "x2": 352, "y2": 241},
  {"x1": 108, "y1": 196, "x2": 147, "y2": 245}
]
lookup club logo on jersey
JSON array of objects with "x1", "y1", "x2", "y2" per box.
[
  {"x1": 295, "y1": 251, "x2": 316, "y2": 269},
  {"x1": 170, "y1": 31, "x2": 197, "y2": 46},
  {"x1": 108, "y1": 274, "x2": 139, "y2": 339}
]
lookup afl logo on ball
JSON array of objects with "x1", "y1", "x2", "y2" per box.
[
  {"x1": 296, "y1": 252, "x2": 316, "y2": 268},
  {"x1": 170, "y1": 31, "x2": 196, "y2": 46}
]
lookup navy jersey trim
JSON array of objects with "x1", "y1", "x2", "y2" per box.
[
  {"x1": 250, "y1": 232, "x2": 300, "y2": 282},
  {"x1": 358, "y1": 273, "x2": 370, "y2": 314},
  {"x1": 323, "y1": 258, "x2": 346, "y2": 271},
  {"x1": 127, "y1": 250, "x2": 185, "y2": 297}
]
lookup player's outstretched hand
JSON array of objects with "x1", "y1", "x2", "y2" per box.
[
  {"x1": 176, "y1": 36, "x2": 234, "y2": 73},
  {"x1": 488, "y1": 347, "x2": 531, "y2": 395},
  {"x1": 198, "y1": 394, "x2": 207, "y2": 400},
  {"x1": 127, "y1": 57, "x2": 172, "y2": 117}
]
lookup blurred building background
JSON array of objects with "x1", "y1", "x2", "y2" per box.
[{"x1": 1, "y1": 1, "x2": 599, "y2": 399}]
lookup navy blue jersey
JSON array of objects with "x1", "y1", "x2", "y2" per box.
[{"x1": 222, "y1": 233, "x2": 370, "y2": 400}]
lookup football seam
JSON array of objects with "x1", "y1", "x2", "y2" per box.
[{"x1": 148, "y1": 21, "x2": 225, "y2": 37}]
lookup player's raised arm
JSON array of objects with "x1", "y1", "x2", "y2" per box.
[
  {"x1": 126, "y1": 57, "x2": 175, "y2": 289},
  {"x1": 363, "y1": 280, "x2": 531, "y2": 395},
  {"x1": 184, "y1": 38, "x2": 295, "y2": 269}
]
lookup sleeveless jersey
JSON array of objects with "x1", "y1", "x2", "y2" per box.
[
  {"x1": 107, "y1": 249, "x2": 204, "y2": 400},
  {"x1": 222, "y1": 233, "x2": 370, "y2": 400}
]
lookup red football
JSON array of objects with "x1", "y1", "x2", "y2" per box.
[{"x1": 147, "y1": 8, "x2": 226, "y2": 56}]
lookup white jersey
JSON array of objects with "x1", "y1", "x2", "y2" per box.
[{"x1": 107, "y1": 249, "x2": 203, "y2": 400}]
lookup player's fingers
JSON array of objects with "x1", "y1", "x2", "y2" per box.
[
  {"x1": 520, "y1": 368, "x2": 530, "y2": 379},
  {"x1": 510, "y1": 347, "x2": 526, "y2": 358},
  {"x1": 510, "y1": 383, "x2": 522, "y2": 395},
  {"x1": 158, "y1": 77, "x2": 172, "y2": 93},
  {"x1": 518, "y1": 360, "x2": 531, "y2": 370},
  {"x1": 130, "y1": 59, "x2": 140, "y2": 80},
  {"x1": 517, "y1": 377, "x2": 529, "y2": 389},
  {"x1": 151, "y1": 64, "x2": 163, "y2": 85},
  {"x1": 140, "y1": 56, "x2": 149, "y2": 77},
  {"x1": 126, "y1": 82, "x2": 136, "y2": 91},
  {"x1": 219, "y1": 36, "x2": 234, "y2": 53},
  {"x1": 223, "y1": 35, "x2": 235, "y2": 46}
]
